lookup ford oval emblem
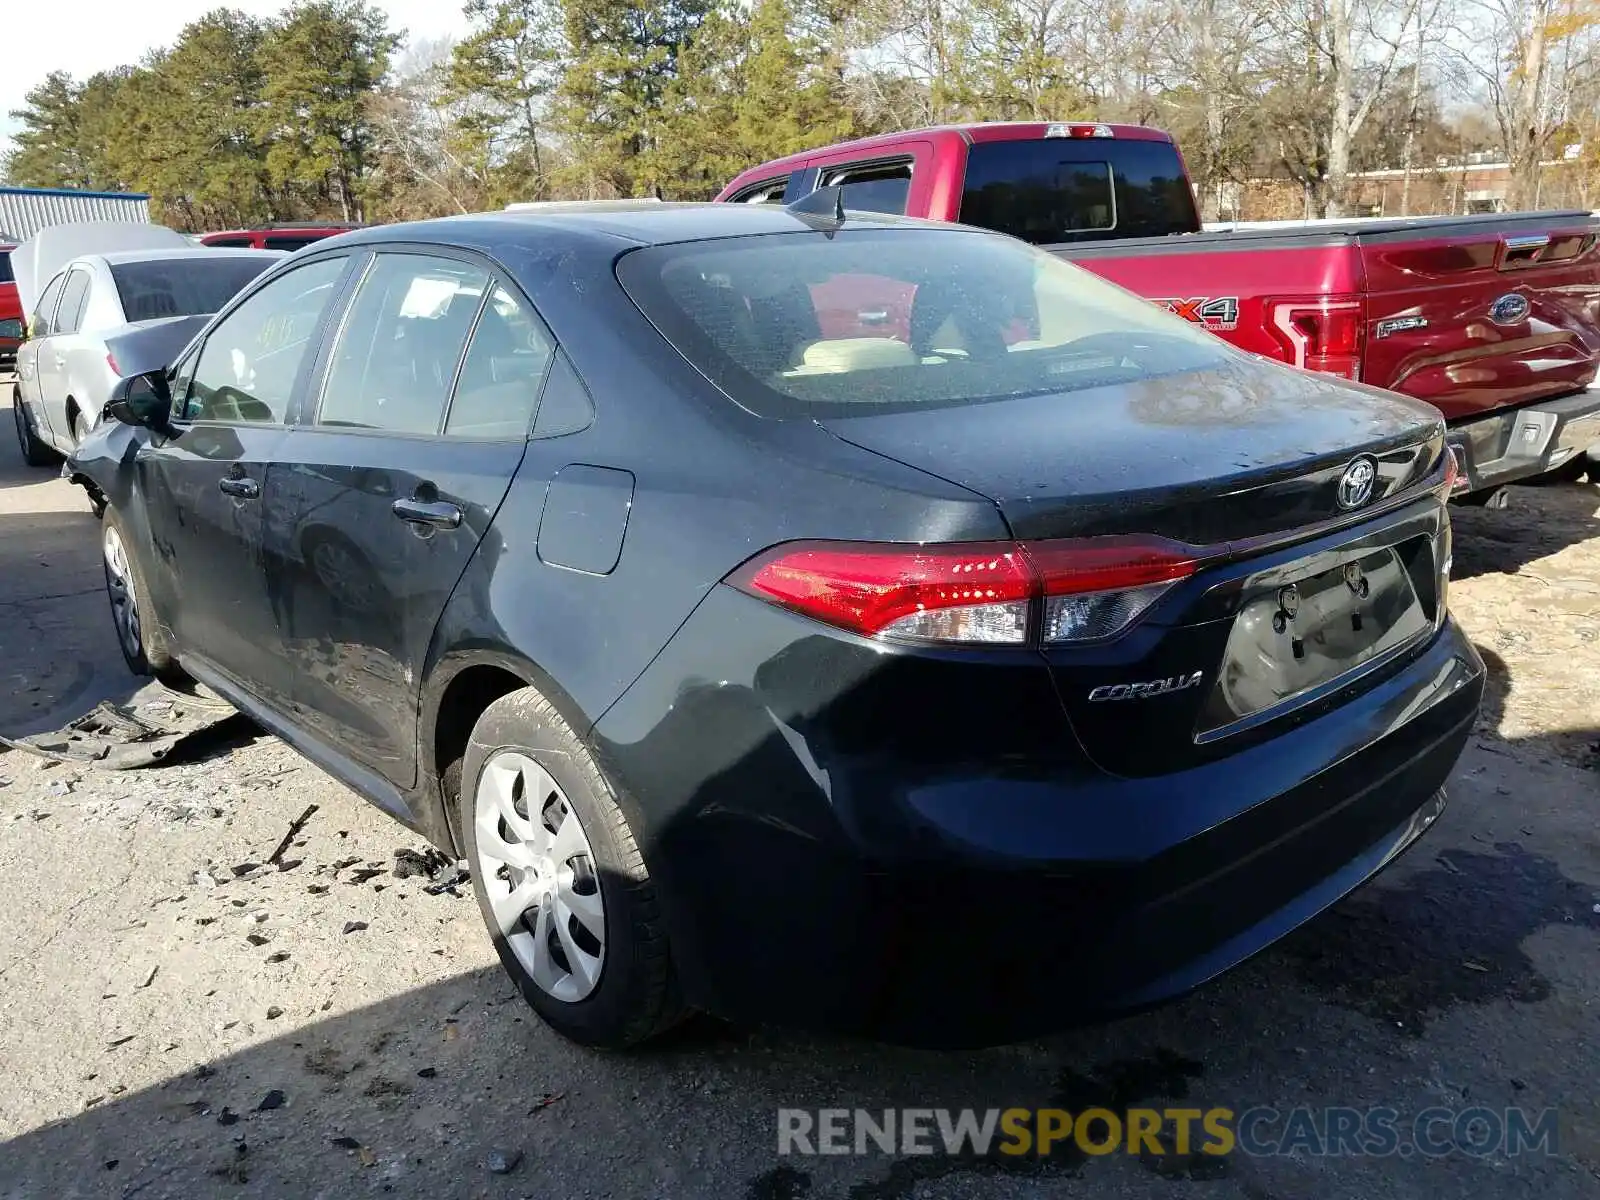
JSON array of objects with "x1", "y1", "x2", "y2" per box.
[
  {"x1": 1489, "y1": 293, "x2": 1530, "y2": 325},
  {"x1": 1336, "y1": 455, "x2": 1378, "y2": 510}
]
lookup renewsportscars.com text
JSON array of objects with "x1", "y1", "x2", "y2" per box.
[{"x1": 777, "y1": 1106, "x2": 1559, "y2": 1159}]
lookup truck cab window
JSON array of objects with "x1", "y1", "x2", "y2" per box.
[
  {"x1": 820, "y1": 162, "x2": 912, "y2": 216},
  {"x1": 960, "y1": 139, "x2": 1198, "y2": 244}
]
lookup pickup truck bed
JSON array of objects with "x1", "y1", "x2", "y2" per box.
[
  {"x1": 1052, "y1": 211, "x2": 1600, "y2": 493},
  {"x1": 720, "y1": 123, "x2": 1600, "y2": 492}
]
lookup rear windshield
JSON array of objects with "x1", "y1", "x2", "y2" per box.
[
  {"x1": 111, "y1": 256, "x2": 277, "y2": 322},
  {"x1": 617, "y1": 227, "x2": 1229, "y2": 419},
  {"x1": 959, "y1": 138, "x2": 1200, "y2": 244},
  {"x1": 0, "y1": 251, "x2": 13, "y2": 285}
]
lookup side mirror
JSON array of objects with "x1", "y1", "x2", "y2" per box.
[{"x1": 106, "y1": 371, "x2": 172, "y2": 431}]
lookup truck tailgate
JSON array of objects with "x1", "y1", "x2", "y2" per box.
[
  {"x1": 1355, "y1": 213, "x2": 1600, "y2": 421},
  {"x1": 1054, "y1": 212, "x2": 1600, "y2": 424}
]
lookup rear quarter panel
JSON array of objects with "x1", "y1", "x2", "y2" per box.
[
  {"x1": 417, "y1": 237, "x2": 1009, "y2": 750},
  {"x1": 1355, "y1": 220, "x2": 1600, "y2": 420}
]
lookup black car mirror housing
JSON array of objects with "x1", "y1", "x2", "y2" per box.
[{"x1": 107, "y1": 371, "x2": 173, "y2": 432}]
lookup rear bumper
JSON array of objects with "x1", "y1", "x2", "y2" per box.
[
  {"x1": 1446, "y1": 387, "x2": 1600, "y2": 493},
  {"x1": 594, "y1": 588, "x2": 1484, "y2": 1047}
]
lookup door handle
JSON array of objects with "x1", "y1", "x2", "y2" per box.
[
  {"x1": 392, "y1": 497, "x2": 462, "y2": 529},
  {"x1": 219, "y1": 475, "x2": 260, "y2": 499}
]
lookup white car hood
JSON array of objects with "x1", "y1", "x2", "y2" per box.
[{"x1": 12, "y1": 222, "x2": 192, "y2": 316}]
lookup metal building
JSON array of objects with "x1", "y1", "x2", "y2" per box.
[{"x1": 0, "y1": 186, "x2": 152, "y2": 240}]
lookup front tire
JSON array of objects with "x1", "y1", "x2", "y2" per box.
[
  {"x1": 102, "y1": 507, "x2": 182, "y2": 682},
  {"x1": 12, "y1": 389, "x2": 56, "y2": 467},
  {"x1": 459, "y1": 686, "x2": 684, "y2": 1048}
]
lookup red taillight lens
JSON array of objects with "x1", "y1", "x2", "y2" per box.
[
  {"x1": 106, "y1": 351, "x2": 120, "y2": 376},
  {"x1": 1269, "y1": 297, "x2": 1364, "y2": 380},
  {"x1": 1026, "y1": 538, "x2": 1198, "y2": 643},
  {"x1": 727, "y1": 536, "x2": 1199, "y2": 646}
]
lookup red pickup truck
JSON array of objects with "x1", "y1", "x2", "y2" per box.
[
  {"x1": 719, "y1": 122, "x2": 1600, "y2": 493},
  {"x1": 0, "y1": 241, "x2": 22, "y2": 367}
]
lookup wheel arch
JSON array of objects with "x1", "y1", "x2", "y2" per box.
[{"x1": 418, "y1": 647, "x2": 596, "y2": 856}]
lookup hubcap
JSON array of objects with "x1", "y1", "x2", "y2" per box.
[
  {"x1": 103, "y1": 526, "x2": 143, "y2": 661},
  {"x1": 473, "y1": 751, "x2": 605, "y2": 1002}
]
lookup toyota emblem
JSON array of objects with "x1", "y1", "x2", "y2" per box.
[{"x1": 1336, "y1": 456, "x2": 1378, "y2": 510}]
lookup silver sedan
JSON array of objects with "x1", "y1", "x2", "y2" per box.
[{"x1": 11, "y1": 248, "x2": 282, "y2": 465}]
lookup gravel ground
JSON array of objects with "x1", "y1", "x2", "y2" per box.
[{"x1": 1, "y1": 384, "x2": 1596, "y2": 1200}]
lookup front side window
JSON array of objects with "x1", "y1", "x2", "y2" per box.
[
  {"x1": 55, "y1": 269, "x2": 92, "y2": 335},
  {"x1": 318, "y1": 253, "x2": 487, "y2": 434},
  {"x1": 0, "y1": 250, "x2": 14, "y2": 285},
  {"x1": 618, "y1": 227, "x2": 1230, "y2": 419},
  {"x1": 32, "y1": 273, "x2": 66, "y2": 336},
  {"x1": 181, "y1": 256, "x2": 348, "y2": 424}
]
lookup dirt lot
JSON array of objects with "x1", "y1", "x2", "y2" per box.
[{"x1": 0, "y1": 384, "x2": 1596, "y2": 1200}]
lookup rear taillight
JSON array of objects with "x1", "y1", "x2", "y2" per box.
[
  {"x1": 106, "y1": 351, "x2": 120, "y2": 376},
  {"x1": 1269, "y1": 297, "x2": 1364, "y2": 380},
  {"x1": 727, "y1": 536, "x2": 1199, "y2": 647}
]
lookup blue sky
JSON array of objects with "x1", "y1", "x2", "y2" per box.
[{"x1": 3, "y1": 0, "x2": 459, "y2": 169}]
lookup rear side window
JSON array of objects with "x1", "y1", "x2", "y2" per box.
[
  {"x1": 112, "y1": 256, "x2": 278, "y2": 322},
  {"x1": 56, "y1": 269, "x2": 92, "y2": 335},
  {"x1": 318, "y1": 253, "x2": 487, "y2": 434},
  {"x1": 959, "y1": 138, "x2": 1199, "y2": 243},
  {"x1": 445, "y1": 283, "x2": 555, "y2": 438},
  {"x1": 618, "y1": 227, "x2": 1229, "y2": 419},
  {"x1": 820, "y1": 161, "x2": 912, "y2": 215},
  {"x1": 32, "y1": 274, "x2": 66, "y2": 335},
  {"x1": 204, "y1": 237, "x2": 255, "y2": 248},
  {"x1": 731, "y1": 178, "x2": 789, "y2": 205},
  {"x1": 0, "y1": 251, "x2": 14, "y2": 284},
  {"x1": 266, "y1": 235, "x2": 322, "y2": 251}
]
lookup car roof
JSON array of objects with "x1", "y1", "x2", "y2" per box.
[
  {"x1": 93, "y1": 248, "x2": 287, "y2": 267},
  {"x1": 326, "y1": 202, "x2": 945, "y2": 254}
]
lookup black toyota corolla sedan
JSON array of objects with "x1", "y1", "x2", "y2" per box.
[{"x1": 68, "y1": 200, "x2": 1484, "y2": 1049}]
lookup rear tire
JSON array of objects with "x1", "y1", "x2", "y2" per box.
[
  {"x1": 458, "y1": 686, "x2": 685, "y2": 1048},
  {"x1": 71, "y1": 406, "x2": 90, "y2": 446},
  {"x1": 102, "y1": 506, "x2": 184, "y2": 684},
  {"x1": 12, "y1": 388, "x2": 56, "y2": 467}
]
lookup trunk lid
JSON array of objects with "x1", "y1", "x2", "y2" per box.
[
  {"x1": 819, "y1": 355, "x2": 1443, "y2": 545},
  {"x1": 822, "y1": 355, "x2": 1450, "y2": 777}
]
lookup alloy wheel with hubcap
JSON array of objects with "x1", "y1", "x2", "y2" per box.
[
  {"x1": 12, "y1": 391, "x2": 54, "y2": 467},
  {"x1": 103, "y1": 523, "x2": 145, "y2": 667},
  {"x1": 473, "y1": 749, "x2": 606, "y2": 1002},
  {"x1": 458, "y1": 686, "x2": 683, "y2": 1047}
]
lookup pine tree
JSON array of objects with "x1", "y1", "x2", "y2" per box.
[
  {"x1": 256, "y1": 0, "x2": 400, "y2": 220},
  {"x1": 554, "y1": 0, "x2": 715, "y2": 197},
  {"x1": 449, "y1": 0, "x2": 566, "y2": 203},
  {"x1": 5, "y1": 72, "x2": 92, "y2": 188}
]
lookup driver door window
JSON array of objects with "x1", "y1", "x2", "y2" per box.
[{"x1": 180, "y1": 256, "x2": 348, "y2": 424}]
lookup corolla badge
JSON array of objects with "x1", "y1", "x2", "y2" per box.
[
  {"x1": 1088, "y1": 671, "x2": 1204, "y2": 702},
  {"x1": 1488, "y1": 293, "x2": 1531, "y2": 325},
  {"x1": 1336, "y1": 455, "x2": 1378, "y2": 510}
]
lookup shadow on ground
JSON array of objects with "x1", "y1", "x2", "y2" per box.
[{"x1": 1450, "y1": 480, "x2": 1599, "y2": 581}]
